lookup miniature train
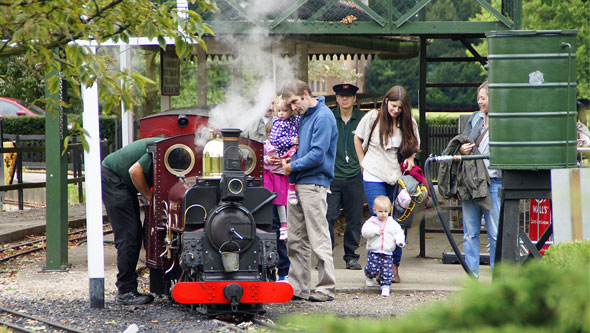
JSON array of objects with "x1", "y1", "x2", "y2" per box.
[{"x1": 139, "y1": 109, "x2": 293, "y2": 315}]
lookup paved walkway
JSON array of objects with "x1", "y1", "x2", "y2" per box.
[{"x1": 0, "y1": 204, "x2": 492, "y2": 294}]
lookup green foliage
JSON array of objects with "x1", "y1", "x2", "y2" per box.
[
  {"x1": 170, "y1": 56, "x2": 231, "y2": 109},
  {"x1": 280, "y1": 241, "x2": 590, "y2": 333},
  {"x1": 309, "y1": 59, "x2": 362, "y2": 82},
  {"x1": 542, "y1": 240, "x2": 590, "y2": 268},
  {"x1": 366, "y1": 0, "x2": 485, "y2": 108},
  {"x1": 0, "y1": 0, "x2": 217, "y2": 116},
  {"x1": 1, "y1": 116, "x2": 45, "y2": 135},
  {"x1": 0, "y1": 56, "x2": 45, "y2": 102},
  {"x1": 68, "y1": 183, "x2": 84, "y2": 204},
  {"x1": 1, "y1": 115, "x2": 119, "y2": 147}
]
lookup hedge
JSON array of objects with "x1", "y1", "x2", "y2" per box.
[
  {"x1": 281, "y1": 240, "x2": 590, "y2": 333},
  {"x1": 1, "y1": 115, "x2": 118, "y2": 146}
]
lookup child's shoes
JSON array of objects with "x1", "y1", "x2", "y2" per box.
[
  {"x1": 287, "y1": 184, "x2": 298, "y2": 205},
  {"x1": 365, "y1": 277, "x2": 376, "y2": 287},
  {"x1": 381, "y1": 285, "x2": 390, "y2": 297},
  {"x1": 281, "y1": 146, "x2": 298, "y2": 159}
]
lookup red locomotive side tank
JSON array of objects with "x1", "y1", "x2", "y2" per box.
[{"x1": 139, "y1": 106, "x2": 211, "y2": 139}]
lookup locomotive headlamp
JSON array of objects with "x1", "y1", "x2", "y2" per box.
[{"x1": 227, "y1": 178, "x2": 244, "y2": 195}]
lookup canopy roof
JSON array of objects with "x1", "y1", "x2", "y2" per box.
[{"x1": 195, "y1": 0, "x2": 521, "y2": 37}]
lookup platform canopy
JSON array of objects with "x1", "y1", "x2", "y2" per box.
[{"x1": 194, "y1": 0, "x2": 521, "y2": 37}]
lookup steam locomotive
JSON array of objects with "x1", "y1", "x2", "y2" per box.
[{"x1": 139, "y1": 109, "x2": 293, "y2": 315}]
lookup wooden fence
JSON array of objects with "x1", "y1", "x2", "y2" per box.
[{"x1": 0, "y1": 135, "x2": 114, "y2": 210}]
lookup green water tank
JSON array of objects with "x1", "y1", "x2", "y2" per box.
[{"x1": 487, "y1": 30, "x2": 578, "y2": 169}]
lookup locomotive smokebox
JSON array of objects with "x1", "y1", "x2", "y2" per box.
[{"x1": 220, "y1": 128, "x2": 247, "y2": 200}]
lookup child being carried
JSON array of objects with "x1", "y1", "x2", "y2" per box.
[
  {"x1": 268, "y1": 97, "x2": 301, "y2": 240},
  {"x1": 362, "y1": 196, "x2": 406, "y2": 297}
]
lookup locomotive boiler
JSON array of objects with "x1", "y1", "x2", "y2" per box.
[{"x1": 140, "y1": 112, "x2": 293, "y2": 315}]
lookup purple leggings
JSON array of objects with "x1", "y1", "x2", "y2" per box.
[{"x1": 364, "y1": 251, "x2": 394, "y2": 286}]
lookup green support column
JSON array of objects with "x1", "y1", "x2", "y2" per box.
[
  {"x1": 44, "y1": 71, "x2": 69, "y2": 271},
  {"x1": 418, "y1": 36, "x2": 428, "y2": 258}
]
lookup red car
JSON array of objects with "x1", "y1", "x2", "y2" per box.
[{"x1": 0, "y1": 97, "x2": 46, "y2": 117}]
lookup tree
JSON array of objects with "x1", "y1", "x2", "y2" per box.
[
  {"x1": 0, "y1": 0, "x2": 216, "y2": 115},
  {"x1": 366, "y1": 0, "x2": 484, "y2": 108}
]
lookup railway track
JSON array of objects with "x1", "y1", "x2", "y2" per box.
[
  {"x1": 0, "y1": 226, "x2": 112, "y2": 264},
  {"x1": 0, "y1": 306, "x2": 85, "y2": 333}
]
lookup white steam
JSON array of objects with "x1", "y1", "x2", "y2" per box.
[{"x1": 199, "y1": 27, "x2": 296, "y2": 142}]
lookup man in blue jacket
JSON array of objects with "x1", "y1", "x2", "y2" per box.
[{"x1": 282, "y1": 80, "x2": 338, "y2": 302}]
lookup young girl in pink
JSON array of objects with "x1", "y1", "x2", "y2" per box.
[
  {"x1": 269, "y1": 98, "x2": 300, "y2": 216},
  {"x1": 263, "y1": 118, "x2": 291, "y2": 281},
  {"x1": 265, "y1": 98, "x2": 300, "y2": 240}
]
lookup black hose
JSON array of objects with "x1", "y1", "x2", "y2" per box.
[{"x1": 424, "y1": 155, "x2": 475, "y2": 278}]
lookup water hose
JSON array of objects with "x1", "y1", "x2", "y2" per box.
[{"x1": 424, "y1": 154, "x2": 490, "y2": 278}]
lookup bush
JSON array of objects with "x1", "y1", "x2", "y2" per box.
[
  {"x1": 281, "y1": 241, "x2": 590, "y2": 332},
  {"x1": 1, "y1": 115, "x2": 119, "y2": 148}
]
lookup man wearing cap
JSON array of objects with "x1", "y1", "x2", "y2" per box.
[{"x1": 327, "y1": 83, "x2": 365, "y2": 270}]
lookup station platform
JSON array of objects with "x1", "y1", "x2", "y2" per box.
[{"x1": 0, "y1": 203, "x2": 492, "y2": 298}]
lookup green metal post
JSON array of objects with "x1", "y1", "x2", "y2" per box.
[
  {"x1": 44, "y1": 68, "x2": 69, "y2": 271},
  {"x1": 418, "y1": 36, "x2": 428, "y2": 258},
  {"x1": 513, "y1": 0, "x2": 523, "y2": 30}
]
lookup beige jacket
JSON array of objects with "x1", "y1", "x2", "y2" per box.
[{"x1": 355, "y1": 109, "x2": 419, "y2": 185}]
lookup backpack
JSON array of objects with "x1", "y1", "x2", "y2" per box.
[{"x1": 391, "y1": 174, "x2": 428, "y2": 229}]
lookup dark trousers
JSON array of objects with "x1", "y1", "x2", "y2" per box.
[
  {"x1": 272, "y1": 205, "x2": 290, "y2": 277},
  {"x1": 326, "y1": 174, "x2": 364, "y2": 262},
  {"x1": 101, "y1": 166, "x2": 143, "y2": 294}
]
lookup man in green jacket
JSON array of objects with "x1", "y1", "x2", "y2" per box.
[
  {"x1": 327, "y1": 83, "x2": 365, "y2": 270},
  {"x1": 102, "y1": 137, "x2": 160, "y2": 305}
]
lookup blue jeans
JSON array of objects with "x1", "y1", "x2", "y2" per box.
[
  {"x1": 461, "y1": 177, "x2": 502, "y2": 277},
  {"x1": 363, "y1": 181, "x2": 402, "y2": 266}
]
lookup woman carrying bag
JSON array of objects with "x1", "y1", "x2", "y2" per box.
[{"x1": 354, "y1": 85, "x2": 420, "y2": 283}]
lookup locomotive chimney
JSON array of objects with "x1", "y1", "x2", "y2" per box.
[
  {"x1": 220, "y1": 128, "x2": 246, "y2": 201},
  {"x1": 221, "y1": 128, "x2": 242, "y2": 172}
]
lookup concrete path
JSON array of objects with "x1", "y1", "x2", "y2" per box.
[{"x1": 0, "y1": 203, "x2": 492, "y2": 294}]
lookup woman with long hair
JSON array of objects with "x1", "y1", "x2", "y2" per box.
[
  {"x1": 459, "y1": 81, "x2": 502, "y2": 278},
  {"x1": 354, "y1": 85, "x2": 420, "y2": 283}
]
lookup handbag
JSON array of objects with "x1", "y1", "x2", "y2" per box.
[{"x1": 390, "y1": 172, "x2": 428, "y2": 229}]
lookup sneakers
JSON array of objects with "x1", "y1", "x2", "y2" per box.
[
  {"x1": 365, "y1": 277, "x2": 377, "y2": 287},
  {"x1": 116, "y1": 291, "x2": 154, "y2": 305},
  {"x1": 381, "y1": 285, "x2": 390, "y2": 297},
  {"x1": 287, "y1": 184, "x2": 298, "y2": 204},
  {"x1": 308, "y1": 291, "x2": 334, "y2": 302},
  {"x1": 279, "y1": 223, "x2": 288, "y2": 241},
  {"x1": 277, "y1": 275, "x2": 289, "y2": 283},
  {"x1": 346, "y1": 259, "x2": 362, "y2": 270}
]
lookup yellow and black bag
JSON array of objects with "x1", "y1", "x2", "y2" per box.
[{"x1": 391, "y1": 175, "x2": 428, "y2": 228}]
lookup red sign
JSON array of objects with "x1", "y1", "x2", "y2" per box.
[{"x1": 529, "y1": 199, "x2": 552, "y2": 255}]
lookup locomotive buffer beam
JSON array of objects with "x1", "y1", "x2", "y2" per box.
[{"x1": 172, "y1": 281, "x2": 294, "y2": 304}]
